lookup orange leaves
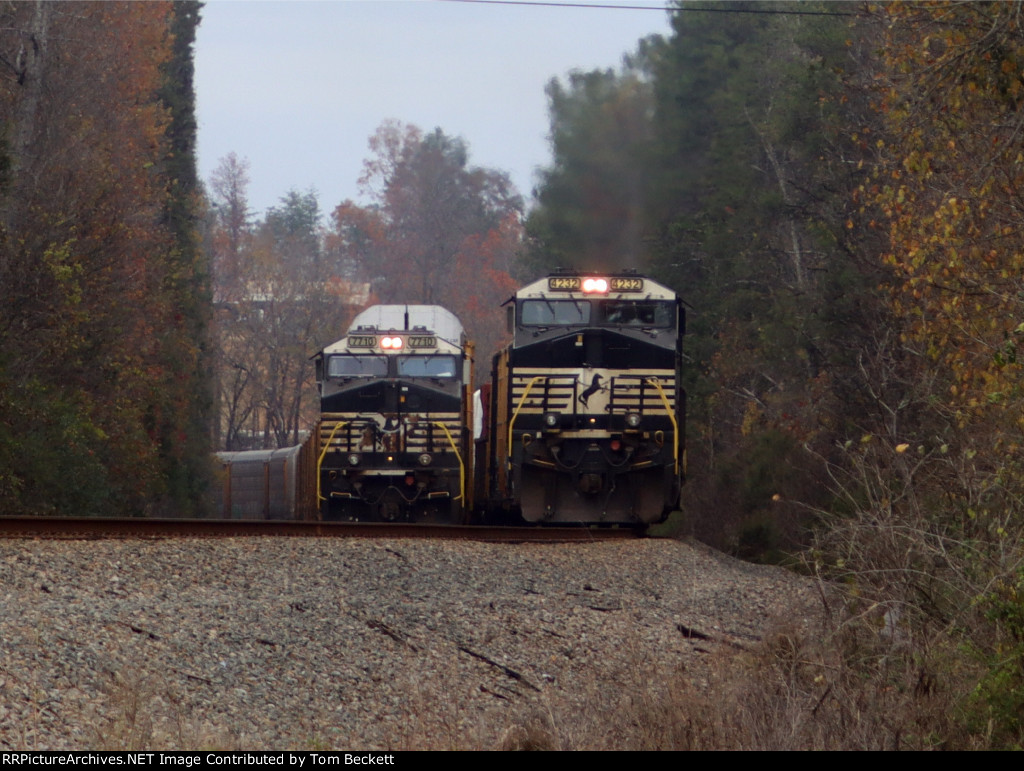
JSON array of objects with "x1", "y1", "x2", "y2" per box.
[
  {"x1": 0, "y1": 2, "x2": 209, "y2": 512},
  {"x1": 332, "y1": 122, "x2": 523, "y2": 369},
  {"x1": 870, "y1": 3, "x2": 1024, "y2": 437}
]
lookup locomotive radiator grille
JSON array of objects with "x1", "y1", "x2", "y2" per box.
[
  {"x1": 319, "y1": 413, "x2": 462, "y2": 455},
  {"x1": 510, "y1": 369, "x2": 676, "y2": 415},
  {"x1": 509, "y1": 374, "x2": 577, "y2": 414},
  {"x1": 607, "y1": 375, "x2": 677, "y2": 414}
]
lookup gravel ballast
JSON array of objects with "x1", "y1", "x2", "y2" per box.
[{"x1": 0, "y1": 537, "x2": 817, "y2": 750}]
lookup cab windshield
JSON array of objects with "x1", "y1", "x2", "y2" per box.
[
  {"x1": 328, "y1": 355, "x2": 388, "y2": 378},
  {"x1": 396, "y1": 355, "x2": 458, "y2": 378},
  {"x1": 520, "y1": 300, "x2": 590, "y2": 326},
  {"x1": 519, "y1": 299, "x2": 674, "y2": 329},
  {"x1": 596, "y1": 300, "x2": 675, "y2": 328}
]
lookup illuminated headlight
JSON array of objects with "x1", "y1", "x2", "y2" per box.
[
  {"x1": 347, "y1": 453, "x2": 360, "y2": 466},
  {"x1": 380, "y1": 336, "x2": 404, "y2": 350},
  {"x1": 582, "y1": 277, "x2": 609, "y2": 293},
  {"x1": 418, "y1": 453, "x2": 433, "y2": 466},
  {"x1": 625, "y1": 412, "x2": 642, "y2": 429},
  {"x1": 543, "y1": 412, "x2": 561, "y2": 429}
]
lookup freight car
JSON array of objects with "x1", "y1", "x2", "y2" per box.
[
  {"x1": 213, "y1": 442, "x2": 318, "y2": 520},
  {"x1": 313, "y1": 305, "x2": 474, "y2": 522},
  {"x1": 477, "y1": 271, "x2": 684, "y2": 525}
]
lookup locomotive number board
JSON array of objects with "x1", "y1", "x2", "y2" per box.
[
  {"x1": 347, "y1": 335, "x2": 437, "y2": 348},
  {"x1": 547, "y1": 277, "x2": 644, "y2": 292}
]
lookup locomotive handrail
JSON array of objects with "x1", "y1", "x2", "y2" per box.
[
  {"x1": 644, "y1": 377, "x2": 679, "y2": 475},
  {"x1": 316, "y1": 420, "x2": 349, "y2": 502},
  {"x1": 507, "y1": 375, "x2": 546, "y2": 464},
  {"x1": 432, "y1": 420, "x2": 465, "y2": 503}
]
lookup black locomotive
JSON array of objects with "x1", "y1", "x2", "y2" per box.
[
  {"x1": 477, "y1": 271, "x2": 684, "y2": 525},
  {"x1": 313, "y1": 305, "x2": 473, "y2": 522}
]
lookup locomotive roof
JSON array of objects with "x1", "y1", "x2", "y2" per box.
[{"x1": 348, "y1": 304, "x2": 465, "y2": 345}]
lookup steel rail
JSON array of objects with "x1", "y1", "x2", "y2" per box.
[{"x1": 0, "y1": 516, "x2": 645, "y2": 542}]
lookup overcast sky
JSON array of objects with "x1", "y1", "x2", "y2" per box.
[{"x1": 194, "y1": 0, "x2": 674, "y2": 220}]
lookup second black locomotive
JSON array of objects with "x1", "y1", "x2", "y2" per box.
[
  {"x1": 313, "y1": 305, "x2": 473, "y2": 522},
  {"x1": 477, "y1": 271, "x2": 684, "y2": 525}
]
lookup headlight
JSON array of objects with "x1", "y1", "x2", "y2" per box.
[
  {"x1": 625, "y1": 412, "x2": 642, "y2": 429},
  {"x1": 347, "y1": 453, "x2": 360, "y2": 466},
  {"x1": 543, "y1": 412, "x2": 561, "y2": 429},
  {"x1": 418, "y1": 453, "x2": 433, "y2": 466}
]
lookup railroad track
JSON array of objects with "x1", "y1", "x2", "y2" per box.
[{"x1": 0, "y1": 516, "x2": 645, "y2": 542}]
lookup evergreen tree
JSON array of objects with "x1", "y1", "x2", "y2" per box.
[{"x1": 524, "y1": 42, "x2": 659, "y2": 275}]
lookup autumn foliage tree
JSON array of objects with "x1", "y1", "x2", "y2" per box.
[
  {"x1": 827, "y1": 3, "x2": 1024, "y2": 745},
  {"x1": 332, "y1": 121, "x2": 523, "y2": 377},
  {"x1": 208, "y1": 152, "x2": 253, "y2": 304},
  {"x1": 872, "y1": 3, "x2": 1024, "y2": 447},
  {"x1": 0, "y1": 2, "x2": 210, "y2": 516}
]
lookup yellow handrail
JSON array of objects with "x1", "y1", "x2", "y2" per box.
[
  {"x1": 507, "y1": 375, "x2": 545, "y2": 463},
  {"x1": 433, "y1": 421, "x2": 465, "y2": 503},
  {"x1": 645, "y1": 378, "x2": 679, "y2": 475},
  {"x1": 316, "y1": 421, "x2": 348, "y2": 503}
]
